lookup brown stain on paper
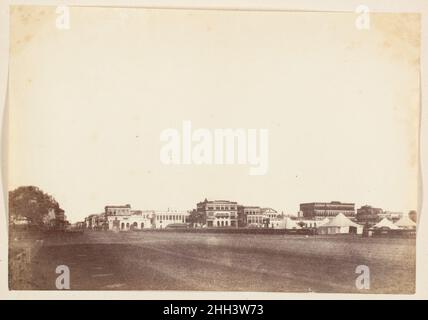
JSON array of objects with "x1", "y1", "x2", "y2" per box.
[
  {"x1": 10, "y1": 6, "x2": 54, "y2": 56},
  {"x1": 373, "y1": 13, "x2": 420, "y2": 67},
  {"x1": 373, "y1": 13, "x2": 421, "y2": 170}
]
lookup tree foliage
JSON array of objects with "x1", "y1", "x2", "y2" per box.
[
  {"x1": 408, "y1": 210, "x2": 417, "y2": 223},
  {"x1": 9, "y1": 186, "x2": 61, "y2": 225},
  {"x1": 187, "y1": 209, "x2": 205, "y2": 227}
]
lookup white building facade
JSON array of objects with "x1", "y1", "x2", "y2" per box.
[
  {"x1": 107, "y1": 213, "x2": 153, "y2": 231},
  {"x1": 153, "y1": 210, "x2": 190, "y2": 229}
]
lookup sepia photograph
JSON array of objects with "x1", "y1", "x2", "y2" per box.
[{"x1": 1, "y1": 1, "x2": 426, "y2": 299}]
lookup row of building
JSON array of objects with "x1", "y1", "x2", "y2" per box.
[
  {"x1": 298, "y1": 201, "x2": 416, "y2": 225},
  {"x1": 79, "y1": 205, "x2": 190, "y2": 231},
  {"x1": 78, "y1": 199, "x2": 287, "y2": 231},
  {"x1": 76, "y1": 200, "x2": 417, "y2": 232}
]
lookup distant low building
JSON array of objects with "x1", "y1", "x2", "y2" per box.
[
  {"x1": 299, "y1": 201, "x2": 355, "y2": 219},
  {"x1": 378, "y1": 211, "x2": 404, "y2": 222}
]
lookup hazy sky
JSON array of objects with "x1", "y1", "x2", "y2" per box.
[{"x1": 8, "y1": 6, "x2": 420, "y2": 222}]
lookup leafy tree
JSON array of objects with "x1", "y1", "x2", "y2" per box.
[
  {"x1": 297, "y1": 221, "x2": 306, "y2": 228},
  {"x1": 9, "y1": 186, "x2": 61, "y2": 226},
  {"x1": 408, "y1": 210, "x2": 417, "y2": 223},
  {"x1": 187, "y1": 209, "x2": 205, "y2": 227}
]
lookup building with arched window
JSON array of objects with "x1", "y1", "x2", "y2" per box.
[{"x1": 108, "y1": 212, "x2": 154, "y2": 231}]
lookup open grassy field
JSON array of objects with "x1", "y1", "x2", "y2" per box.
[{"x1": 10, "y1": 230, "x2": 415, "y2": 293}]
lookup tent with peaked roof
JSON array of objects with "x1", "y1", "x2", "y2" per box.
[
  {"x1": 373, "y1": 218, "x2": 399, "y2": 230},
  {"x1": 317, "y1": 217, "x2": 330, "y2": 227},
  {"x1": 317, "y1": 213, "x2": 363, "y2": 235},
  {"x1": 394, "y1": 214, "x2": 417, "y2": 229}
]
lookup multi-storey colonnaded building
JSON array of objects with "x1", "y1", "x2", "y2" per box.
[
  {"x1": 300, "y1": 201, "x2": 355, "y2": 219},
  {"x1": 197, "y1": 199, "x2": 239, "y2": 227},
  {"x1": 196, "y1": 199, "x2": 282, "y2": 228}
]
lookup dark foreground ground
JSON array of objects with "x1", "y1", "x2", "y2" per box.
[{"x1": 10, "y1": 230, "x2": 416, "y2": 293}]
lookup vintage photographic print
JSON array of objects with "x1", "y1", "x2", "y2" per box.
[{"x1": 3, "y1": 3, "x2": 423, "y2": 295}]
